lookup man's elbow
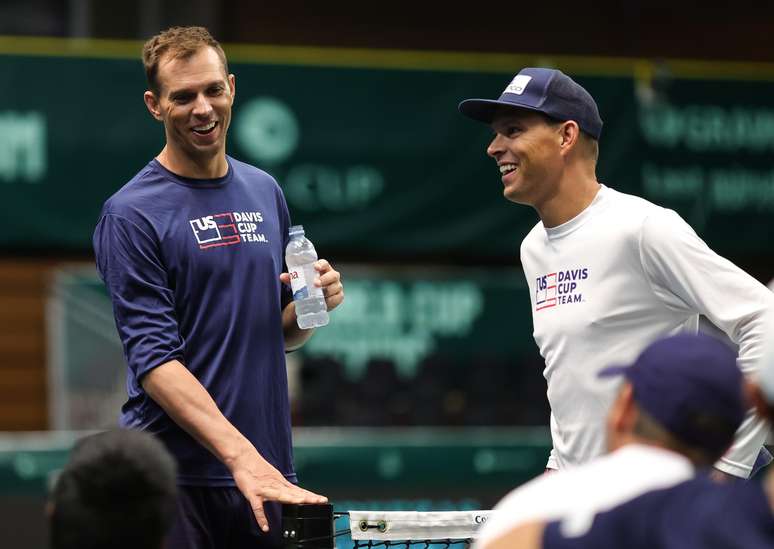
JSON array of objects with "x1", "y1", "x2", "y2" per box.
[{"x1": 139, "y1": 359, "x2": 181, "y2": 395}]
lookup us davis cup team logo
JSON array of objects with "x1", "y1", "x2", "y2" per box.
[
  {"x1": 190, "y1": 213, "x2": 241, "y2": 249},
  {"x1": 535, "y1": 268, "x2": 589, "y2": 311},
  {"x1": 189, "y1": 211, "x2": 267, "y2": 250}
]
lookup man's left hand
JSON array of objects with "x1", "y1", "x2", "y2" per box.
[
  {"x1": 311, "y1": 259, "x2": 344, "y2": 311},
  {"x1": 280, "y1": 259, "x2": 344, "y2": 312}
]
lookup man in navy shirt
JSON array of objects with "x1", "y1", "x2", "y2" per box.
[
  {"x1": 482, "y1": 319, "x2": 774, "y2": 549},
  {"x1": 93, "y1": 26, "x2": 343, "y2": 548}
]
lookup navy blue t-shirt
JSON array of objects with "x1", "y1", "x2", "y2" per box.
[
  {"x1": 544, "y1": 474, "x2": 774, "y2": 548},
  {"x1": 93, "y1": 156, "x2": 295, "y2": 486}
]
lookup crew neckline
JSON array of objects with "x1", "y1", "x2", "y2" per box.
[
  {"x1": 151, "y1": 156, "x2": 233, "y2": 189},
  {"x1": 544, "y1": 184, "x2": 608, "y2": 240}
]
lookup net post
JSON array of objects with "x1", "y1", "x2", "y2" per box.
[{"x1": 282, "y1": 503, "x2": 334, "y2": 549}]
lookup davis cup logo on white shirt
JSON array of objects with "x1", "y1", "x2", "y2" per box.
[
  {"x1": 189, "y1": 211, "x2": 268, "y2": 250},
  {"x1": 536, "y1": 267, "x2": 589, "y2": 311},
  {"x1": 504, "y1": 74, "x2": 532, "y2": 95}
]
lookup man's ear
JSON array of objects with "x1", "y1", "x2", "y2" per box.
[
  {"x1": 143, "y1": 91, "x2": 163, "y2": 121},
  {"x1": 558, "y1": 121, "x2": 580, "y2": 153},
  {"x1": 610, "y1": 382, "x2": 637, "y2": 432}
]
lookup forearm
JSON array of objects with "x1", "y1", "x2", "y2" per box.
[
  {"x1": 282, "y1": 301, "x2": 315, "y2": 351},
  {"x1": 141, "y1": 359, "x2": 256, "y2": 469},
  {"x1": 142, "y1": 358, "x2": 326, "y2": 530},
  {"x1": 709, "y1": 292, "x2": 773, "y2": 477}
]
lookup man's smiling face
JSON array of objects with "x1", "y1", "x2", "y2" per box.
[{"x1": 151, "y1": 46, "x2": 235, "y2": 164}]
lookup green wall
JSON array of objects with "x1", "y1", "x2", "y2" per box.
[{"x1": 2, "y1": 41, "x2": 773, "y2": 257}]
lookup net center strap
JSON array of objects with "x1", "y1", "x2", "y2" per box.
[{"x1": 348, "y1": 510, "x2": 493, "y2": 541}]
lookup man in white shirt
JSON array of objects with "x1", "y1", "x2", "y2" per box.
[
  {"x1": 458, "y1": 67, "x2": 773, "y2": 479},
  {"x1": 475, "y1": 332, "x2": 747, "y2": 548}
]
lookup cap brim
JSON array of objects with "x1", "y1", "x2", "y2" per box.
[
  {"x1": 458, "y1": 98, "x2": 541, "y2": 124},
  {"x1": 597, "y1": 364, "x2": 631, "y2": 378}
]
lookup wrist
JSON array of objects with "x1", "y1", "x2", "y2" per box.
[{"x1": 221, "y1": 438, "x2": 257, "y2": 472}]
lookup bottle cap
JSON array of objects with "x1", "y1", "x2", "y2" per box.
[{"x1": 289, "y1": 225, "x2": 305, "y2": 236}]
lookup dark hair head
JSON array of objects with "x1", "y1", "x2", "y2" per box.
[
  {"x1": 50, "y1": 429, "x2": 177, "y2": 549},
  {"x1": 142, "y1": 26, "x2": 228, "y2": 96},
  {"x1": 632, "y1": 407, "x2": 731, "y2": 467}
]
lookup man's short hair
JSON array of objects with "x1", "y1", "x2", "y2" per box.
[
  {"x1": 542, "y1": 114, "x2": 599, "y2": 164},
  {"x1": 142, "y1": 26, "x2": 228, "y2": 96},
  {"x1": 49, "y1": 429, "x2": 177, "y2": 549},
  {"x1": 579, "y1": 132, "x2": 599, "y2": 163},
  {"x1": 632, "y1": 407, "x2": 728, "y2": 468}
]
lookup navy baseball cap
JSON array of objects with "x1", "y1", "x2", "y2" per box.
[
  {"x1": 458, "y1": 67, "x2": 604, "y2": 140},
  {"x1": 598, "y1": 333, "x2": 746, "y2": 457}
]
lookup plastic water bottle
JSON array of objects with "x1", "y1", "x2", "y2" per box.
[{"x1": 285, "y1": 225, "x2": 329, "y2": 329}]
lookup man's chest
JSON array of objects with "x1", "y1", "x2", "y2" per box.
[
  {"x1": 522, "y1": 235, "x2": 657, "y2": 338},
  {"x1": 159, "y1": 195, "x2": 285, "y2": 284}
]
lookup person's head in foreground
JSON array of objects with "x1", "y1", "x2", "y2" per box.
[
  {"x1": 485, "y1": 319, "x2": 774, "y2": 549},
  {"x1": 49, "y1": 429, "x2": 178, "y2": 549},
  {"x1": 601, "y1": 332, "x2": 746, "y2": 468},
  {"x1": 458, "y1": 67, "x2": 602, "y2": 214}
]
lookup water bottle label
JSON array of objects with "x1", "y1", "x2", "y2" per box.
[{"x1": 289, "y1": 268, "x2": 309, "y2": 300}]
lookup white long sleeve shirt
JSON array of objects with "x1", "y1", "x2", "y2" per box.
[
  {"x1": 475, "y1": 444, "x2": 694, "y2": 547},
  {"x1": 520, "y1": 184, "x2": 773, "y2": 477}
]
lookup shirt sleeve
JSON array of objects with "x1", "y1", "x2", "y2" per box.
[
  {"x1": 276, "y1": 180, "x2": 294, "y2": 311},
  {"x1": 93, "y1": 212, "x2": 185, "y2": 382},
  {"x1": 639, "y1": 208, "x2": 774, "y2": 477}
]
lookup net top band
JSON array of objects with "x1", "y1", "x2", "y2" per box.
[{"x1": 348, "y1": 511, "x2": 493, "y2": 541}]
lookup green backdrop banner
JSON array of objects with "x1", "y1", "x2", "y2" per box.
[
  {"x1": 298, "y1": 266, "x2": 536, "y2": 379},
  {"x1": 1, "y1": 53, "x2": 773, "y2": 257}
]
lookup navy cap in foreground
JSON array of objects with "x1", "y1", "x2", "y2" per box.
[
  {"x1": 598, "y1": 332, "x2": 746, "y2": 457},
  {"x1": 458, "y1": 67, "x2": 603, "y2": 140}
]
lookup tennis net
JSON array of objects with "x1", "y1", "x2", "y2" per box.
[{"x1": 282, "y1": 504, "x2": 492, "y2": 549}]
